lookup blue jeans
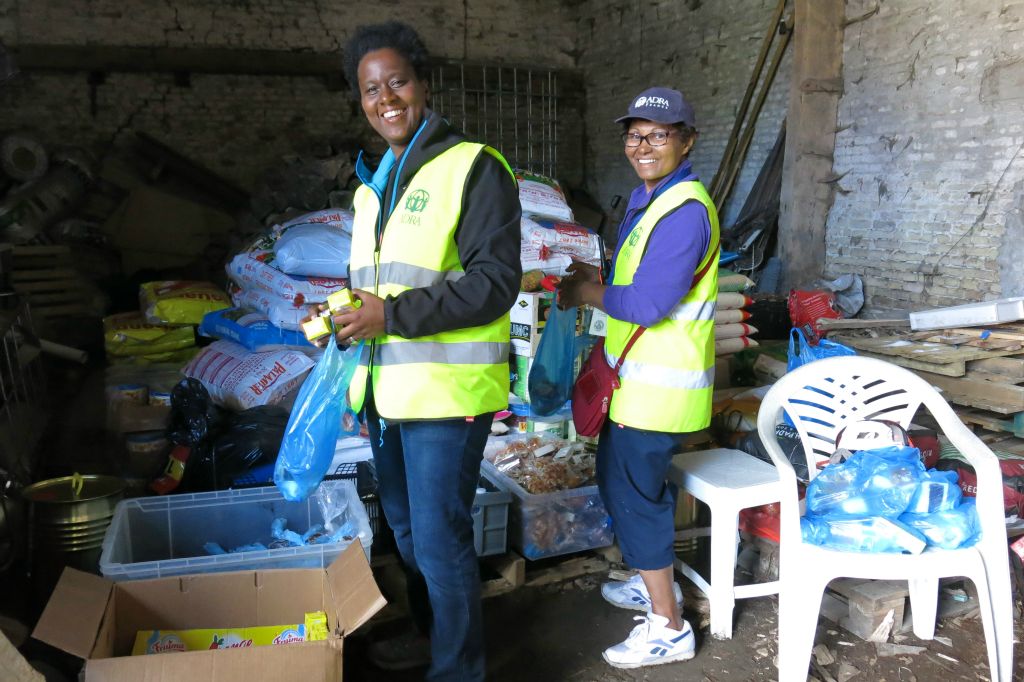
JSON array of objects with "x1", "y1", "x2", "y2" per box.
[{"x1": 366, "y1": 391, "x2": 492, "y2": 682}]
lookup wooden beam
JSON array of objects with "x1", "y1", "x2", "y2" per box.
[{"x1": 778, "y1": 0, "x2": 845, "y2": 289}]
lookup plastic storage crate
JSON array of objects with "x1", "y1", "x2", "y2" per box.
[
  {"x1": 472, "y1": 477, "x2": 511, "y2": 557},
  {"x1": 481, "y1": 460, "x2": 613, "y2": 560},
  {"x1": 99, "y1": 486, "x2": 372, "y2": 581}
]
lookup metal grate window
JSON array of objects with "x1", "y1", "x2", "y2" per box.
[{"x1": 429, "y1": 62, "x2": 568, "y2": 179}]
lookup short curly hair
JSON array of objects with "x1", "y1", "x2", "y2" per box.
[{"x1": 342, "y1": 21, "x2": 431, "y2": 100}]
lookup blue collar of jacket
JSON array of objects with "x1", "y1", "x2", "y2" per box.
[
  {"x1": 355, "y1": 147, "x2": 395, "y2": 198},
  {"x1": 628, "y1": 160, "x2": 698, "y2": 213}
]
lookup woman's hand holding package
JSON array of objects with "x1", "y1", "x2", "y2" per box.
[
  {"x1": 557, "y1": 262, "x2": 605, "y2": 310},
  {"x1": 334, "y1": 289, "x2": 386, "y2": 344}
]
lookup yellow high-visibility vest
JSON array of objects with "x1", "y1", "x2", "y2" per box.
[
  {"x1": 604, "y1": 180, "x2": 720, "y2": 433},
  {"x1": 348, "y1": 142, "x2": 515, "y2": 419}
]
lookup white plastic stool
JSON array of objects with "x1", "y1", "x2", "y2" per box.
[{"x1": 668, "y1": 447, "x2": 783, "y2": 639}]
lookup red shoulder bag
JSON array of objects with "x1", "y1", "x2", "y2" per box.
[{"x1": 570, "y1": 328, "x2": 645, "y2": 437}]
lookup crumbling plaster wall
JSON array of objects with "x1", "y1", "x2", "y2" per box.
[{"x1": 826, "y1": 0, "x2": 1024, "y2": 312}]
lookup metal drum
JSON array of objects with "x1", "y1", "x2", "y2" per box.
[{"x1": 22, "y1": 474, "x2": 125, "y2": 574}]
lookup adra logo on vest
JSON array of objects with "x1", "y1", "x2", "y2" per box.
[
  {"x1": 402, "y1": 189, "x2": 430, "y2": 225},
  {"x1": 405, "y1": 189, "x2": 430, "y2": 213}
]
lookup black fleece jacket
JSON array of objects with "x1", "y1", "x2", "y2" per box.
[{"x1": 358, "y1": 110, "x2": 522, "y2": 339}]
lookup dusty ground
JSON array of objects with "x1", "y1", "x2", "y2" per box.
[{"x1": 346, "y1": 571, "x2": 1021, "y2": 682}]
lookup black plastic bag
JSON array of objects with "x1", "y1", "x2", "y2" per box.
[
  {"x1": 735, "y1": 423, "x2": 810, "y2": 481},
  {"x1": 168, "y1": 378, "x2": 223, "y2": 447},
  {"x1": 186, "y1": 405, "x2": 288, "y2": 491},
  {"x1": 211, "y1": 406, "x2": 289, "y2": 478}
]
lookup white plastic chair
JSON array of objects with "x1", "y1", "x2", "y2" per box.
[
  {"x1": 756, "y1": 355, "x2": 1014, "y2": 682},
  {"x1": 668, "y1": 448, "x2": 783, "y2": 639}
]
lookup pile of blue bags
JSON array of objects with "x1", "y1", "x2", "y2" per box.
[{"x1": 801, "y1": 444, "x2": 979, "y2": 553}]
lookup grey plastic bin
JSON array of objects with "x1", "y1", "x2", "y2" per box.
[
  {"x1": 99, "y1": 486, "x2": 372, "y2": 581},
  {"x1": 472, "y1": 477, "x2": 511, "y2": 557}
]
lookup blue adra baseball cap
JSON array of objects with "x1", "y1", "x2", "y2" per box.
[{"x1": 615, "y1": 87, "x2": 696, "y2": 128}]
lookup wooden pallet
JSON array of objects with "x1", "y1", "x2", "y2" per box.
[
  {"x1": 836, "y1": 335, "x2": 1024, "y2": 377},
  {"x1": 820, "y1": 577, "x2": 979, "y2": 641},
  {"x1": 11, "y1": 246, "x2": 92, "y2": 319},
  {"x1": 957, "y1": 407, "x2": 1024, "y2": 438}
]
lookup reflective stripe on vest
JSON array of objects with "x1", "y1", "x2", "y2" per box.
[
  {"x1": 349, "y1": 263, "x2": 466, "y2": 290},
  {"x1": 374, "y1": 340, "x2": 509, "y2": 366},
  {"x1": 347, "y1": 142, "x2": 516, "y2": 420},
  {"x1": 604, "y1": 352, "x2": 717, "y2": 390},
  {"x1": 666, "y1": 298, "x2": 717, "y2": 322},
  {"x1": 604, "y1": 180, "x2": 720, "y2": 433}
]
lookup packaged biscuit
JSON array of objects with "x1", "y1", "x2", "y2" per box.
[
  {"x1": 141, "y1": 281, "x2": 231, "y2": 326},
  {"x1": 133, "y1": 611, "x2": 329, "y2": 655}
]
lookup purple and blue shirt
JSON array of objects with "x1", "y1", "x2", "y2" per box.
[{"x1": 602, "y1": 160, "x2": 712, "y2": 328}]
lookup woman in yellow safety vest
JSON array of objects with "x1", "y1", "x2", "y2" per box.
[
  {"x1": 558, "y1": 86, "x2": 719, "y2": 670},
  {"x1": 320, "y1": 21, "x2": 521, "y2": 681}
]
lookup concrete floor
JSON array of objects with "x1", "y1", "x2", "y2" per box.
[{"x1": 346, "y1": 569, "x2": 1017, "y2": 681}]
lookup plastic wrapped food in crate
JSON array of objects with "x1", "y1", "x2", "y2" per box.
[
  {"x1": 99, "y1": 484, "x2": 372, "y2": 581},
  {"x1": 481, "y1": 458, "x2": 612, "y2": 561}
]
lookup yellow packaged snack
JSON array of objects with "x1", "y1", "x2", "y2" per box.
[
  {"x1": 104, "y1": 312, "x2": 197, "y2": 357},
  {"x1": 325, "y1": 289, "x2": 361, "y2": 314},
  {"x1": 132, "y1": 611, "x2": 329, "y2": 655},
  {"x1": 302, "y1": 315, "x2": 333, "y2": 342},
  {"x1": 140, "y1": 281, "x2": 231, "y2": 326}
]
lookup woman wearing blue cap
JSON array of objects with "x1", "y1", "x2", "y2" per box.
[{"x1": 558, "y1": 86, "x2": 719, "y2": 669}]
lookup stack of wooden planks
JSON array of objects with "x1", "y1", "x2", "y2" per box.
[{"x1": 829, "y1": 322, "x2": 1024, "y2": 441}]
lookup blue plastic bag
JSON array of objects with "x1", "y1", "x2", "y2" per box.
[
  {"x1": 787, "y1": 327, "x2": 856, "y2": 372},
  {"x1": 806, "y1": 445, "x2": 925, "y2": 518},
  {"x1": 274, "y1": 339, "x2": 364, "y2": 501},
  {"x1": 800, "y1": 515, "x2": 928, "y2": 554},
  {"x1": 905, "y1": 469, "x2": 962, "y2": 514},
  {"x1": 528, "y1": 304, "x2": 577, "y2": 416},
  {"x1": 899, "y1": 499, "x2": 980, "y2": 549}
]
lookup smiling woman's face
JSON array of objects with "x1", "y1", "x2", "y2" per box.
[
  {"x1": 624, "y1": 120, "x2": 694, "y2": 191},
  {"x1": 357, "y1": 48, "x2": 429, "y2": 158}
]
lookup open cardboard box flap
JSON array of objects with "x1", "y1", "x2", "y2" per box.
[{"x1": 33, "y1": 543, "x2": 385, "y2": 680}]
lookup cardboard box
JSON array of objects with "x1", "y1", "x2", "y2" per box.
[
  {"x1": 511, "y1": 353, "x2": 533, "y2": 402},
  {"x1": 32, "y1": 543, "x2": 385, "y2": 682},
  {"x1": 510, "y1": 291, "x2": 552, "y2": 357}
]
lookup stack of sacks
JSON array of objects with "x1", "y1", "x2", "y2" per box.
[
  {"x1": 103, "y1": 281, "x2": 231, "y2": 364},
  {"x1": 226, "y1": 208, "x2": 353, "y2": 330},
  {"x1": 715, "y1": 269, "x2": 757, "y2": 355},
  {"x1": 515, "y1": 170, "x2": 602, "y2": 281},
  {"x1": 182, "y1": 340, "x2": 315, "y2": 412}
]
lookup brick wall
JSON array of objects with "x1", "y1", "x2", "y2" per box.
[
  {"x1": 826, "y1": 0, "x2": 1024, "y2": 312},
  {"x1": 0, "y1": 0, "x2": 576, "y2": 189},
  {"x1": 576, "y1": 0, "x2": 792, "y2": 230}
]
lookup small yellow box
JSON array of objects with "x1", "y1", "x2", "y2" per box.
[
  {"x1": 326, "y1": 289, "x2": 361, "y2": 313},
  {"x1": 302, "y1": 316, "x2": 332, "y2": 342}
]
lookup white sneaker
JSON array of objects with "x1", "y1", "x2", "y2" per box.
[
  {"x1": 601, "y1": 574, "x2": 684, "y2": 612},
  {"x1": 603, "y1": 613, "x2": 696, "y2": 669}
]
